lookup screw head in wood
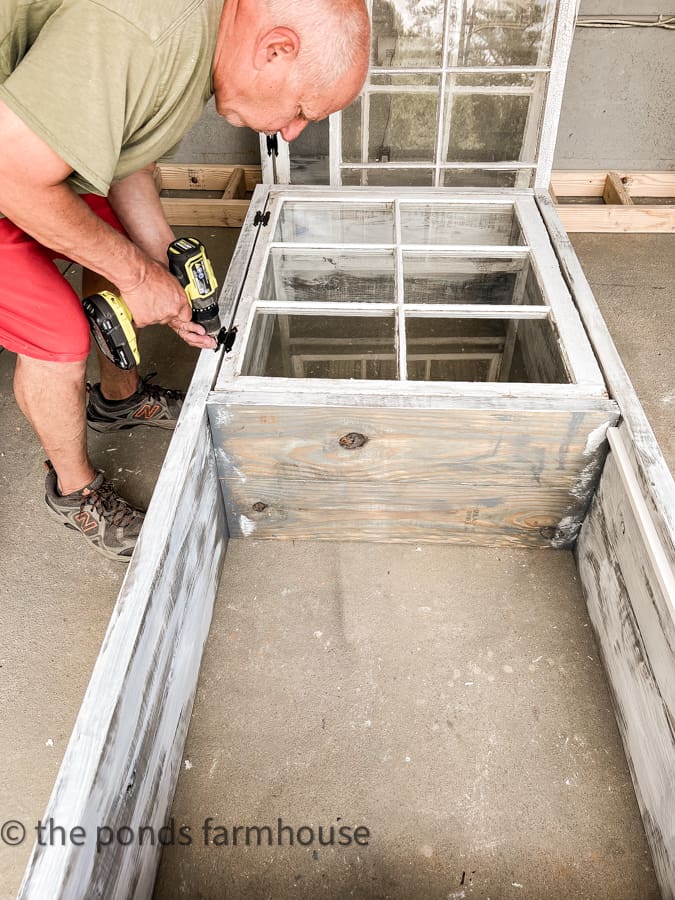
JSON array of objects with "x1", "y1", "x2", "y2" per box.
[{"x1": 339, "y1": 432, "x2": 368, "y2": 450}]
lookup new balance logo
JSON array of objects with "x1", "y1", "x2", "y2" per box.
[
  {"x1": 73, "y1": 510, "x2": 98, "y2": 534},
  {"x1": 133, "y1": 403, "x2": 161, "y2": 420}
]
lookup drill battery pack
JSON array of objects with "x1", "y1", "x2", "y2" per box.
[{"x1": 82, "y1": 291, "x2": 139, "y2": 370}]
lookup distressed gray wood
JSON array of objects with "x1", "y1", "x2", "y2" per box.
[
  {"x1": 540, "y1": 193, "x2": 675, "y2": 899},
  {"x1": 537, "y1": 190, "x2": 675, "y2": 558},
  {"x1": 210, "y1": 402, "x2": 617, "y2": 483},
  {"x1": 210, "y1": 401, "x2": 618, "y2": 546},
  {"x1": 222, "y1": 476, "x2": 599, "y2": 547},
  {"x1": 577, "y1": 426, "x2": 675, "y2": 900},
  {"x1": 17, "y1": 351, "x2": 227, "y2": 900}
]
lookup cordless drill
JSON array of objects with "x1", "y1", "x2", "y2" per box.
[{"x1": 82, "y1": 238, "x2": 220, "y2": 370}]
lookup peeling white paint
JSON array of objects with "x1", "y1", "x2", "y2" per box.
[
  {"x1": 239, "y1": 515, "x2": 256, "y2": 536},
  {"x1": 584, "y1": 421, "x2": 609, "y2": 457}
]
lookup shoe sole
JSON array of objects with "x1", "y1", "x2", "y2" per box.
[
  {"x1": 86, "y1": 417, "x2": 177, "y2": 433},
  {"x1": 45, "y1": 503, "x2": 135, "y2": 562}
]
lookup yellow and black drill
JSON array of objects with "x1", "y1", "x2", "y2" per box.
[{"x1": 83, "y1": 237, "x2": 224, "y2": 370}]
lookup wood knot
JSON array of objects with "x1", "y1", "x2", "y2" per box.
[
  {"x1": 252, "y1": 502, "x2": 268, "y2": 512},
  {"x1": 339, "y1": 432, "x2": 368, "y2": 450}
]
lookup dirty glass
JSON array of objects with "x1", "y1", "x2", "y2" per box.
[
  {"x1": 403, "y1": 255, "x2": 542, "y2": 304},
  {"x1": 368, "y1": 89, "x2": 440, "y2": 162},
  {"x1": 445, "y1": 93, "x2": 531, "y2": 162},
  {"x1": 399, "y1": 203, "x2": 523, "y2": 245},
  {"x1": 404, "y1": 315, "x2": 568, "y2": 383},
  {"x1": 242, "y1": 313, "x2": 397, "y2": 379},
  {"x1": 260, "y1": 249, "x2": 396, "y2": 302},
  {"x1": 289, "y1": 119, "x2": 330, "y2": 185},
  {"x1": 454, "y1": 0, "x2": 551, "y2": 67},
  {"x1": 274, "y1": 203, "x2": 394, "y2": 244},
  {"x1": 369, "y1": 0, "x2": 445, "y2": 68}
]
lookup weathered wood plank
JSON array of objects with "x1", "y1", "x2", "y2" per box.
[
  {"x1": 160, "y1": 197, "x2": 250, "y2": 228},
  {"x1": 17, "y1": 357, "x2": 227, "y2": 899},
  {"x1": 537, "y1": 191, "x2": 675, "y2": 557},
  {"x1": 577, "y1": 430, "x2": 675, "y2": 900},
  {"x1": 209, "y1": 403, "x2": 617, "y2": 486},
  {"x1": 223, "y1": 477, "x2": 584, "y2": 547}
]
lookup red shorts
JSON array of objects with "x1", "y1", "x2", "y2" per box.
[{"x1": 0, "y1": 194, "x2": 127, "y2": 362}]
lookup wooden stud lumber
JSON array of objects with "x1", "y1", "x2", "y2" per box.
[
  {"x1": 548, "y1": 170, "x2": 675, "y2": 233},
  {"x1": 555, "y1": 205, "x2": 674, "y2": 234},
  {"x1": 551, "y1": 170, "x2": 675, "y2": 198},
  {"x1": 160, "y1": 197, "x2": 250, "y2": 227},
  {"x1": 156, "y1": 163, "x2": 261, "y2": 192},
  {"x1": 221, "y1": 166, "x2": 246, "y2": 200},
  {"x1": 155, "y1": 164, "x2": 261, "y2": 227},
  {"x1": 603, "y1": 171, "x2": 633, "y2": 207}
]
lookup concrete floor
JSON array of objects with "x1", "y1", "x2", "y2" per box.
[
  {"x1": 153, "y1": 541, "x2": 658, "y2": 900},
  {"x1": 0, "y1": 232, "x2": 672, "y2": 900}
]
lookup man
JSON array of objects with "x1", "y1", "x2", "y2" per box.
[{"x1": 0, "y1": 0, "x2": 370, "y2": 560}]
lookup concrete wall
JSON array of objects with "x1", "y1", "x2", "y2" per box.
[
  {"x1": 166, "y1": 5, "x2": 675, "y2": 171},
  {"x1": 555, "y1": 2, "x2": 675, "y2": 169}
]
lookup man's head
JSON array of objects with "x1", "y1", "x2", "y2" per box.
[{"x1": 213, "y1": 0, "x2": 370, "y2": 141}]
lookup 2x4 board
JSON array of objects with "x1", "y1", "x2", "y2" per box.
[{"x1": 16, "y1": 0, "x2": 675, "y2": 897}]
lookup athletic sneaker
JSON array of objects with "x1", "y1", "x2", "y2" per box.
[
  {"x1": 86, "y1": 373, "x2": 185, "y2": 432},
  {"x1": 44, "y1": 461, "x2": 145, "y2": 561}
]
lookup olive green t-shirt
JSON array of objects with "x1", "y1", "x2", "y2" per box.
[{"x1": 0, "y1": 0, "x2": 224, "y2": 195}]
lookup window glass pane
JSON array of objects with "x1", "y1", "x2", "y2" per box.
[
  {"x1": 242, "y1": 313, "x2": 397, "y2": 379},
  {"x1": 405, "y1": 316, "x2": 569, "y2": 383},
  {"x1": 341, "y1": 168, "x2": 435, "y2": 187},
  {"x1": 274, "y1": 203, "x2": 394, "y2": 244},
  {"x1": 261, "y1": 249, "x2": 396, "y2": 302},
  {"x1": 399, "y1": 204, "x2": 523, "y2": 245},
  {"x1": 403, "y1": 255, "x2": 542, "y2": 304},
  {"x1": 368, "y1": 90, "x2": 439, "y2": 162},
  {"x1": 370, "y1": 0, "x2": 445, "y2": 68},
  {"x1": 451, "y1": 0, "x2": 551, "y2": 67},
  {"x1": 289, "y1": 119, "x2": 330, "y2": 185},
  {"x1": 445, "y1": 93, "x2": 531, "y2": 163}
]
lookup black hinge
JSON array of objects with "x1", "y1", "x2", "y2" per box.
[
  {"x1": 266, "y1": 133, "x2": 279, "y2": 157},
  {"x1": 215, "y1": 326, "x2": 238, "y2": 353},
  {"x1": 253, "y1": 210, "x2": 271, "y2": 227}
]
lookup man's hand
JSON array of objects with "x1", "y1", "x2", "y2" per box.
[
  {"x1": 119, "y1": 260, "x2": 217, "y2": 349},
  {"x1": 108, "y1": 165, "x2": 218, "y2": 350}
]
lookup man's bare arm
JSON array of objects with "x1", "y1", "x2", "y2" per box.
[
  {"x1": 107, "y1": 164, "x2": 174, "y2": 265},
  {"x1": 0, "y1": 99, "x2": 212, "y2": 347}
]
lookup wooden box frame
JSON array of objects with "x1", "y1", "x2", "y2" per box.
[
  {"x1": 17, "y1": 0, "x2": 675, "y2": 895},
  {"x1": 17, "y1": 191, "x2": 675, "y2": 900}
]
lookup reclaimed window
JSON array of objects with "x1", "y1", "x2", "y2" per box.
[
  {"x1": 227, "y1": 190, "x2": 602, "y2": 392},
  {"x1": 288, "y1": 0, "x2": 560, "y2": 188}
]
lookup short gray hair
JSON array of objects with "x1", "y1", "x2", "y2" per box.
[{"x1": 265, "y1": 0, "x2": 370, "y2": 92}]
